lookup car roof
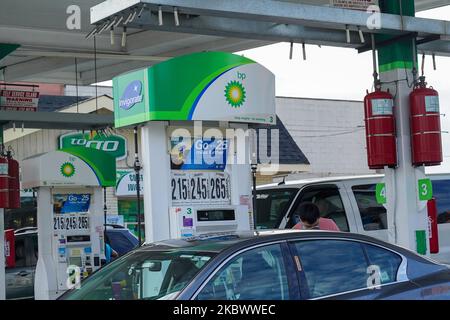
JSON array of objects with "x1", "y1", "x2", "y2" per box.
[
  {"x1": 257, "y1": 174, "x2": 384, "y2": 190},
  {"x1": 138, "y1": 229, "x2": 427, "y2": 260},
  {"x1": 14, "y1": 227, "x2": 37, "y2": 235},
  {"x1": 257, "y1": 172, "x2": 450, "y2": 190}
]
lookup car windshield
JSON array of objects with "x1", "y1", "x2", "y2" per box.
[
  {"x1": 256, "y1": 188, "x2": 298, "y2": 229},
  {"x1": 60, "y1": 249, "x2": 217, "y2": 300}
]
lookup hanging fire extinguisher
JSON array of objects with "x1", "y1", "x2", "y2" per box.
[
  {"x1": 0, "y1": 155, "x2": 9, "y2": 208},
  {"x1": 7, "y1": 151, "x2": 20, "y2": 209},
  {"x1": 364, "y1": 86, "x2": 397, "y2": 169},
  {"x1": 427, "y1": 197, "x2": 439, "y2": 254},
  {"x1": 410, "y1": 76, "x2": 442, "y2": 166}
]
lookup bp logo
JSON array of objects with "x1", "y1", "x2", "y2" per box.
[
  {"x1": 60, "y1": 162, "x2": 75, "y2": 178},
  {"x1": 224, "y1": 80, "x2": 246, "y2": 108}
]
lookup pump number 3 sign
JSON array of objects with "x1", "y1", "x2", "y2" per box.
[
  {"x1": 418, "y1": 178, "x2": 433, "y2": 201},
  {"x1": 171, "y1": 171, "x2": 231, "y2": 206}
]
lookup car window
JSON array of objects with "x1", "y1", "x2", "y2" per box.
[
  {"x1": 294, "y1": 240, "x2": 369, "y2": 298},
  {"x1": 289, "y1": 186, "x2": 349, "y2": 231},
  {"x1": 62, "y1": 250, "x2": 215, "y2": 300},
  {"x1": 107, "y1": 231, "x2": 135, "y2": 255},
  {"x1": 14, "y1": 238, "x2": 26, "y2": 268},
  {"x1": 256, "y1": 189, "x2": 298, "y2": 229},
  {"x1": 352, "y1": 184, "x2": 387, "y2": 231},
  {"x1": 364, "y1": 244, "x2": 402, "y2": 285},
  {"x1": 196, "y1": 244, "x2": 290, "y2": 300},
  {"x1": 431, "y1": 179, "x2": 450, "y2": 224}
]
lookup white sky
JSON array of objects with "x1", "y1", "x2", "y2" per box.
[{"x1": 235, "y1": 6, "x2": 450, "y2": 173}]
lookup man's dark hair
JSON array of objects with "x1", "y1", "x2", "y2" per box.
[{"x1": 298, "y1": 202, "x2": 320, "y2": 225}]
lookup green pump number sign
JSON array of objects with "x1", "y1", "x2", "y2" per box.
[
  {"x1": 375, "y1": 183, "x2": 387, "y2": 205},
  {"x1": 418, "y1": 178, "x2": 433, "y2": 201}
]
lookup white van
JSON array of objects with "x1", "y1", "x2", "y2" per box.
[{"x1": 256, "y1": 174, "x2": 450, "y2": 264}]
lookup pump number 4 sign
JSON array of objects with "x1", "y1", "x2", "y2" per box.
[{"x1": 375, "y1": 183, "x2": 387, "y2": 205}]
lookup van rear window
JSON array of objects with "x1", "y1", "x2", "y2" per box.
[
  {"x1": 352, "y1": 184, "x2": 387, "y2": 231},
  {"x1": 256, "y1": 189, "x2": 297, "y2": 229}
]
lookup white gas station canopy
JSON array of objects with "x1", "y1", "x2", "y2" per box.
[
  {"x1": 0, "y1": 0, "x2": 448, "y2": 85},
  {"x1": 0, "y1": 0, "x2": 270, "y2": 85}
]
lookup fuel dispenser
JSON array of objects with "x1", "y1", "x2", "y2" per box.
[
  {"x1": 112, "y1": 51, "x2": 275, "y2": 242},
  {"x1": 364, "y1": 87, "x2": 397, "y2": 169},
  {"x1": 410, "y1": 76, "x2": 442, "y2": 166},
  {"x1": 22, "y1": 148, "x2": 116, "y2": 299}
]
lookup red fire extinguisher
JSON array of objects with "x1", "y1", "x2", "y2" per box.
[
  {"x1": 7, "y1": 151, "x2": 20, "y2": 209},
  {"x1": 410, "y1": 76, "x2": 442, "y2": 166},
  {"x1": 0, "y1": 155, "x2": 9, "y2": 208},
  {"x1": 427, "y1": 198, "x2": 439, "y2": 254},
  {"x1": 364, "y1": 87, "x2": 397, "y2": 169}
]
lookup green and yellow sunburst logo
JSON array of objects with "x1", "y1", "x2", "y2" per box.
[
  {"x1": 60, "y1": 162, "x2": 75, "y2": 178},
  {"x1": 224, "y1": 81, "x2": 246, "y2": 108}
]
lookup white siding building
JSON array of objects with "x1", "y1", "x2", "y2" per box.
[{"x1": 276, "y1": 96, "x2": 375, "y2": 180}]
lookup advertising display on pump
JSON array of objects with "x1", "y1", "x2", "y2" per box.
[
  {"x1": 167, "y1": 129, "x2": 250, "y2": 238},
  {"x1": 21, "y1": 147, "x2": 116, "y2": 299}
]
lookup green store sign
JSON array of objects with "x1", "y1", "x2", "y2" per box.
[{"x1": 59, "y1": 132, "x2": 127, "y2": 161}]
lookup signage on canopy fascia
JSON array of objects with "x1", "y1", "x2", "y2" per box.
[
  {"x1": 0, "y1": 86, "x2": 39, "y2": 111},
  {"x1": 330, "y1": 0, "x2": 378, "y2": 11}
]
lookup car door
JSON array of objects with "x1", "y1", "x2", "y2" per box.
[
  {"x1": 281, "y1": 183, "x2": 356, "y2": 233},
  {"x1": 193, "y1": 242, "x2": 299, "y2": 300},
  {"x1": 6, "y1": 234, "x2": 36, "y2": 299},
  {"x1": 288, "y1": 237, "x2": 418, "y2": 300},
  {"x1": 106, "y1": 230, "x2": 138, "y2": 256},
  {"x1": 342, "y1": 178, "x2": 389, "y2": 242}
]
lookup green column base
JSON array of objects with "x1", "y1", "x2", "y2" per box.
[{"x1": 416, "y1": 230, "x2": 427, "y2": 255}]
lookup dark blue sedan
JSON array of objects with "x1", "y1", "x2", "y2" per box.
[{"x1": 60, "y1": 230, "x2": 450, "y2": 300}]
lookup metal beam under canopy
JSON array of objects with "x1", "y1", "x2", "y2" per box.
[{"x1": 90, "y1": 0, "x2": 450, "y2": 57}]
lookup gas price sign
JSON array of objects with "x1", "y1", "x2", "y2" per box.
[
  {"x1": 171, "y1": 171, "x2": 231, "y2": 206},
  {"x1": 53, "y1": 213, "x2": 89, "y2": 232}
]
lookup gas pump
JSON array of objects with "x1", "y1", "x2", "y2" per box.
[
  {"x1": 21, "y1": 148, "x2": 116, "y2": 299},
  {"x1": 112, "y1": 51, "x2": 275, "y2": 242}
]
